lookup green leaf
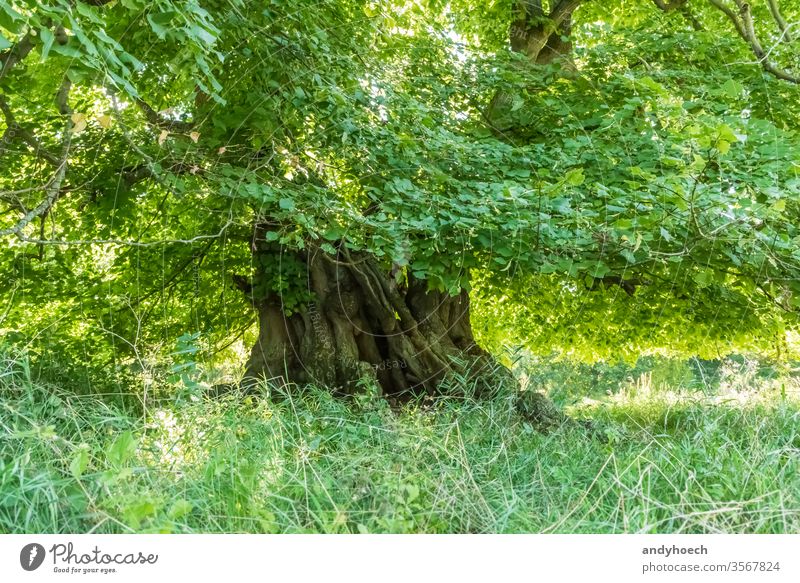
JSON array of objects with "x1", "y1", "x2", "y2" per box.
[
  {"x1": 590, "y1": 262, "x2": 610, "y2": 278},
  {"x1": 70, "y1": 447, "x2": 89, "y2": 478},
  {"x1": 52, "y1": 44, "x2": 83, "y2": 59},
  {"x1": 621, "y1": 249, "x2": 636, "y2": 264},
  {"x1": 107, "y1": 431, "x2": 137, "y2": 467},
  {"x1": 694, "y1": 268, "x2": 714, "y2": 288},
  {"x1": 168, "y1": 499, "x2": 193, "y2": 520},
  {"x1": 189, "y1": 24, "x2": 217, "y2": 46},
  {"x1": 565, "y1": 168, "x2": 585, "y2": 186},
  {"x1": 147, "y1": 12, "x2": 176, "y2": 39},
  {"x1": 0, "y1": 4, "x2": 24, "y2": 34},
  {"x1": 721, "y1": 79, "x2": 743, "y2": 99},
  {"x1": 39, "y1": 28, "x2": 54, "y2": 61},
  {"x1": 124, "y1": 498, "x2": 157, "y2": 528},
  {"x1": 717, "y1": 124, "x2": 738, "y2": 144}
]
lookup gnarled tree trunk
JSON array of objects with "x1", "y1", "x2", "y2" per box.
[
  {"x1": 239, "y1": 4, "x2": 578, "y2": 427},
  {"x1": 488, "y1": 1, "x2": 578, "y2": 128},
  {"x1": 240, "y1": 225, "x2": 513, "y2": 400}
]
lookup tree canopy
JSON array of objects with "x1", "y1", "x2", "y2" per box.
[{"x1": 1, "y1": 0, "x2": 800, "y2": 388}]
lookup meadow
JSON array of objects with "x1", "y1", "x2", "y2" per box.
[{"x1": 2, "y1": 352, "x2": 798, "y2": 534}]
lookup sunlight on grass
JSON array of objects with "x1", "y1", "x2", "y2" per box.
[{"x1": 1, "y1": 356, "x2": 798, "y2": 534}]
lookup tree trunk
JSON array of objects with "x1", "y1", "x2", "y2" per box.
[
  {"x1": 239, "y1": 3, "x2": 579, "y2": 429},
  {"x1": 241, "y1": 227, "x2": 513, "y2": 400},
  {"x1": 487, "y1": 5, "x2": 577, "y2": 127}
]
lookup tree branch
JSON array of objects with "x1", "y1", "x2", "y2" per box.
[
  {"x1": 707, "y1": 0, "x2": 800, "y2": 83},
  {"x1": 0, "y1": 33, "x2": 35, "y2": 82},
  {"x1": 509, "y1": 0, "x2": 584, "y2": 59},
  {"x1": 526, "y1": 0, "x2": 545, "y2": 18},
  {"x1": 549, "y1": 0, "x2": 583, "y2": 24},
  {"x1": 0, "y1": 149, "x2": 69, "y2": 237},
  {"x1": 14, "y1": 219, "x2": 235, "y2": 247},
  {"x1": 652, "y1": 0, "x2": 703, "y2": 30},
  {"x1": 56, "y1": 76, "x2": 72, "y2": 116},
  {"x1": 652, "y1": 0, "x2": 687, "y2": 9},
  {"x1": 766, "y1": 0, "x2": 793, "y2": 41},
  {"x1": 134, "y1": 98, "x2": 195, "y2": 132},
  {"x1": 0, "y1": 77, "x2": 72, "y2": 238},
  {"x1": 587, "y1": 275, "x2": 645, "y2": 296},
  {"x1": 0, "y1": 94, "x2": 61, "y2": 166},
  {"x1": 121, "y1": 160, "x2": 205, "y2": 186}
]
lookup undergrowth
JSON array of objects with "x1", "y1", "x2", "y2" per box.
[{"x1": 1, "y1": 353, "x2": 799, "y2": 533}]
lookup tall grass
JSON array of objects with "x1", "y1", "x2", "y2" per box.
[{"x1": 1, "y1": 353, "x2": 799, "y2": 533}]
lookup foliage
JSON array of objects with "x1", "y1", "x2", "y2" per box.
[{"x1": 1, "y1": 1, "x2": 799, "y2": 365}]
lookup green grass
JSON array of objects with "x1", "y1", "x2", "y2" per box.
[{"x1": 1, "y1": 360, "x2": 799, "y2": 533}]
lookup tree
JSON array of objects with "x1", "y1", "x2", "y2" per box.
[{"x1": 1, "y1": 0, "x2": 799, "y2": 404}]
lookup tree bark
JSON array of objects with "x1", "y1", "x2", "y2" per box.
[
  {"x1": 487, "y1": 2, "x2": 578, "y2": 128},
  {"x1": 241, "y1": 225, "x2": 514, "y2": 400},
  {"x1": 239, "y1": 4, "x2": 579, "y2": 429}
]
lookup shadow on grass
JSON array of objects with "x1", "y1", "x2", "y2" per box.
[{"x1": 1, "y1": 369, "x2": 799, "y2": 534}]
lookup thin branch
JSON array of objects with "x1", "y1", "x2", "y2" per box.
[
  {"x1": 0, "y1": 94, "x2": 61, "y2": 166},
  {"x1": 134, "y1": 98, "x2": 195, "y2": 132},
  {"x1": 13, "y1": 219, "x2": 236, "y2": 247},
  {"x1": 766, "y1": 0, "x2": 793, "y2": 41},
  {"x1": 0, "y1": 77, "x2": 72, "y2": 238},
  {"x1": 652, "y1": 0, "x2": 687, "y2": 9},
  {"x1": 524, "y1": 0, "x2": 545, "y2": 19},
  {"x1": 0, "y1": 155, "x2": 68, "y2": 237},
  {"x1": 0, "y1": 33, "x2": 35, "y2": 82},
  {"x1": 652, "y1": 0, "x2": 703, "y2": 30},
  {"x1": 124, "y1": 237, "x2": 218, "y2": 309},
  {"x1": 121, "y1": 161, "x2": 206, "y2": 186},
  {"x1": 680, "y1": 6, "x2": 704, "y2": 31},
  {"x1": 0, "y1": 185, "x2": 48, "y2": 197},
  {"x1": 707, "y1": 0, "x2": 800, "y2": 83},
  {"x1": 587, "y1": 275, "x2": 645, "y2": 296}
]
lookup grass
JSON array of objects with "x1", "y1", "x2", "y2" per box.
[{"x1": 1, "y1": 355, "x2": 799, "y2": 534}]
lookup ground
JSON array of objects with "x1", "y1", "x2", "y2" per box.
[{"x1": 1, "y1": 355, "x2": 798, "y2": 534}]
